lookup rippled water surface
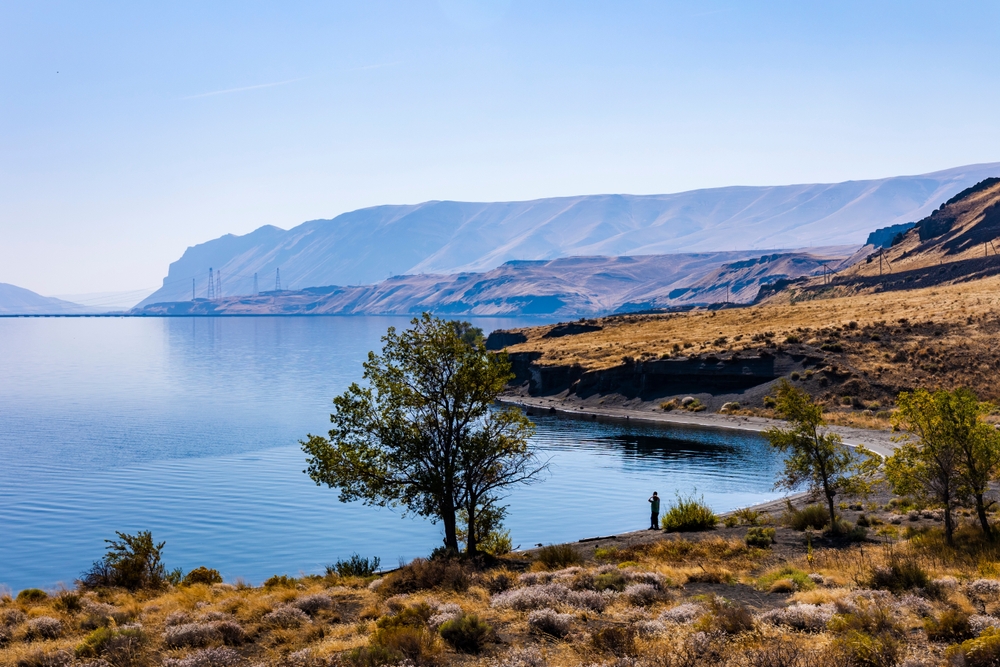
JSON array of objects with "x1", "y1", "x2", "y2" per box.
[{"x1": 0, "y1": 316, "x2": 785, "y2": 591}]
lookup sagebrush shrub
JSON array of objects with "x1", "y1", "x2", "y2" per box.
[
  {"x1": 659, "y1": 603, "x2": 704, "y2": 624},
  {"x1": 759, "y1": 603, "x2": 835, "y2": 631},
  {"x1": 14, "y1": 650, "x2": 73, "y2": 667},
  {"x1": 25, "y1": 616, "x2": 63, "y2": 640},
  {"x1": 527, "y1": 608, "x2": 573, "y2": 637},
  {"x1": 163, "y1": 622, "x2": 221, "y2": 648},
  {"x1": 215, "y1": 620, "x2": 247, "y2": 646},
  {"x1": 661, "y1": 494, "x2": 718, "y2": 532},
  {"x1": 293, "y1": 593, "x2": 334, "y2": 616},
  {"x1": 438, "y1": 613, "x2": 493, "y2": 653},
  {"x1": 262, "y1": 605, "x2": 309, "y2": 629},
  {"x1": 623, "y1": 583, "x2": 662, "y2": 606},
  {"x1": 2, "y1": 609, "x2": 28, "y2": 627},
  {"x1": 162, "y1": 647, "x2": 243, "y2": 667},
  {"x1": 75, "y1": 626, "x2": 146, "y2": 660},
  {"x1": 591, "y1": 626, "x2": 637, "y2": 657}
]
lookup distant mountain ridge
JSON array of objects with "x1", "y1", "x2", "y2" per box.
[
  {"x1": 138, "y1": 162, "x2": 1000, "y2": 307},
  {"x1": 133, "y1": 246, "x2": 856, "y2": 317},
  {"x1": 0, "y1": 283, "x2": 88, "y2": 315}
]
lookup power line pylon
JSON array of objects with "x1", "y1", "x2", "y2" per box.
[
  {"x1": 253, "y1": 273, "x2": 258, "y2": 296},
  {"x1": 275, "y1": 268, "x2": 282, "y2": 291},
  {"x1": 192, "y1": 278, "x2": 195, "y2": 301},
  {"x1": 207, "y1": 268, "x2": 215, "y2": 300},
  {"x1": 216, "y1": 270, "x2": 222, "y2": 300}
]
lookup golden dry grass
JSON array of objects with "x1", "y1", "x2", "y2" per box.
[{"x1": 6, "y1": 526, "x2": 1000, "y2": 667}]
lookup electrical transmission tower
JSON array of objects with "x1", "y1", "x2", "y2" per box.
[
  {"x1": 216, "y1": 270, "x2": 222, "y2": 300},
  {"x1": 253, "y1": 273, "x2": 258, "y2": 296},
  {"x1": 275, "y1": 268, "x2": 282, "y2": 291},
  {"x1": 207, "y1": 268, "x2": 215, "y2": 300},
  {"x1": 192, "y1": 278, "x2": 195, "y2": 301}
]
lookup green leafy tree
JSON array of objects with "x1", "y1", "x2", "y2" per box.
[
  {"x1": 764, "y1": 380, "x2": 878, "y2": 534},
  {"x1": 887, "y1": 388, "x2": 1000, "y2": 541},
  {"x1": 302, "y1": 314, "x2": 544, "y2": 554}
]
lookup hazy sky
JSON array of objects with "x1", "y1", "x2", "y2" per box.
[{"x1": 2, "y1": 1, "x2": 1000, "y2": 296}]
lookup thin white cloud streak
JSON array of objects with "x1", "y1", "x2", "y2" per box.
[{"x1": 181, "y1": 77, "x2": 308, "y2": 100}]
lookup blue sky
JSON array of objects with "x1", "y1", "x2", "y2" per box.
[{"x1": 2, "y1": 1, "x2": 1000, "y2": 295}]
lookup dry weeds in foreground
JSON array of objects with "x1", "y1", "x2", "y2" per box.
[{"x1": 9, "y1": 522, "x2": 1000, "y2": 667}]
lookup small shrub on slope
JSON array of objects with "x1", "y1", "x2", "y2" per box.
[
  {"x1": 661, "y1": 494, "x2": 717, "y2": 532},
  {"x1": 784, "y1": 504, "x2": 830, "y2": 531},
  {"x1": 328, "y1": 553, "x2": 381, "y2": 578},
  {"x1": 745, "y1": 526, "x2": 776, "y2": 547},
  {"x1": 438, "y1": 613, "x2": 493, "y2": 653},
  {"x1": 535, "y1": 544, "x2": 582, "y2": 569},
  {"x1": 182, "y1": 566, "x2": 223, "y2": 586}
]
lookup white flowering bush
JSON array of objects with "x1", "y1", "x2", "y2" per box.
[
  {"x1": 633, "y1": 620, "x2": 667, "y2": 637},
  {"x1": 518, "y1": 572, "x2": 552, "y2": 586},
  {"x1": 26, "y1": 617, "x2": 63, "y2": 640},
  {"x1": 967, "y1": 579, "x2": 1000, "y2": 602},
  {"x1": 970, "y1": 614, "x2": 1000, "y2": 634},
  {"x1": 1, "y1": 609, "x2": 27, "y2": 627},
  {"x1": 758, "y1": 603, "x2": 834, "y2": 631},
  {"x1": 491, "y1": 583, "x2": 609, "y2": 612},
  {"x1": 163, "y1": 623, "x2": 221, "y2": 649},
  {"x1": 621, "y1": 569, "x2": 667, "y2": 589},
  {"x1": 262, "y1": 605, "x2": 309, "y2": 629},
  {"x1": 482, "y1": 647, "x2": 546, "y2": 667},
  {"x1": 427, "y1": 601, "x2": 462, "y2": 629},
  {"x1": 293, "y1": 594, "x2": 334, "y2": 616},
  {"x1": 899, "y1": 594, "x2": 933, "y2": 618},
  {"x1": 367, "y1": 577, "x2": 384, "y2": 591},
  {"x1": 527, "y1": 608, "x2": 574, "y2": 637},
  {"x1": 623, "y1": 583, "x2": 662, "y2": 606},
  {"x1": 197, "y1": 611, "x2": 229, "y2": 622},
  {"x1": 659, "y1": 603, "x2": 704, "y2": 624},
  {"x1": 162, "y1": 647, "x2": 243, "y2": 667}
]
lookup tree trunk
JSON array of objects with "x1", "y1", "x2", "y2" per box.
[
  {"x1": 466, "y1": 502, "x2": 478, "y2": 555},
  {"x1": 825, "y1": 491, "x2": 839, "y2": 534},
  {"x1": 975, "y1": 492, "x2": 992, "y2": 538},
  {"x1": 943, "y1": 497, "x2": 954, "y2": 545},
  {"x1": 442, "y1": 501, "x2": 459, "y2": 552},
  {"x1": 820, "y1": 467, "x2": 839, "y2": 534}
]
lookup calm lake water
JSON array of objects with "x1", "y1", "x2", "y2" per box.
[{"x1": 0, "y1": 316, "x2": 785, "y2": 592}]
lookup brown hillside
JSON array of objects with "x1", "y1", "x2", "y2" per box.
[
  {"x1": 498, "y1": 275, "x2": 1000, "y2": 411},
  {"x1": 761, "y1": 177, "x2": 1000, "y2": 303}
]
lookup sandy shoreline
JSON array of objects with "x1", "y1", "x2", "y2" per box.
[
  {"x1": 498, "y1": 394, "x2": 898, "y2": 457},
  {"x1": 500, "y1": 394, "x2": 897, "y2": 553}
]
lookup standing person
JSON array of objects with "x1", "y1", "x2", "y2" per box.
[{"x1": 648, "y1": 492, "x2": 660, "y2": 530}]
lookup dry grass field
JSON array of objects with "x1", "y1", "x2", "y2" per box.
[{"x1": 10, "y1": 498, "x2": 1000, "y2": 667}]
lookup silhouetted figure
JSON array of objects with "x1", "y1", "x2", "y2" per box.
[{"x1": 648, "y1": 492, "x2": 660, "y2": 530}]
